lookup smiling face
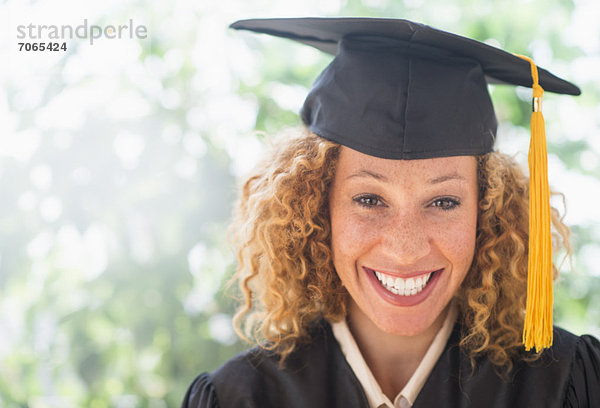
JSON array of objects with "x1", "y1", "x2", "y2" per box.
[{"x1": 329, "y1": 147, "x2": 478, "y2": 336}]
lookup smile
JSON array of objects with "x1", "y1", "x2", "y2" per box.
[
  {"x1": 363, "y1": 266, "x2": 443, "y2": 306},
  {"x1": 373, "y1": 270, "x2": 433, "y2": 296}
]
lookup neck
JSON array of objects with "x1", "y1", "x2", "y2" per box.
[{"x1": 346, "y1": 300, "x2": 448, "y2": 400}]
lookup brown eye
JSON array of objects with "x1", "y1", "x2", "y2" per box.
[
  {"x1": 353, "y1": 194, "x2": 385, "y2": 208},
  {"x1": 431, "y1": 197, "x2": 460, "y2": 210}
]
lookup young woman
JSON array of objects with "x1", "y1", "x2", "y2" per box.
[{"x1": 182, "y1": 18, "x2": 600, "y2": 408}]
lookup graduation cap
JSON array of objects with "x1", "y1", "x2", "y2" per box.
[{"x1": 230, "y1": 17, "x2": 581, "y2": 352}]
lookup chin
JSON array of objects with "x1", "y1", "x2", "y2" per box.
[{"x1": 370, "y1": 309, "x2": 441, "y2": 337}]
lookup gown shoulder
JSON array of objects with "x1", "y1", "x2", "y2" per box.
[
  {"x1": 181, "y1": 373, "x2": 220, "y2": 408},
  {"x1": 412, "y1": 325, "x2": 600, "y2": 408},
  {"x1": 563, "y1": 333, "x2": 600, "y2": 408},
  {"x1": 180, "y1": 321, "x2": 369, "y2": 408}
]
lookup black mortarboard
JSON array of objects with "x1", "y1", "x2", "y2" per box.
[
  {"x1": 230, "y1": 17, "x2": 579, "y2": 159},
  {"x1": 230, "y1": 17, "x2": 581, "y2": 352}
]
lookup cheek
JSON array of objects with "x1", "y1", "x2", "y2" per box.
[
  {"x1": 438, "y1": 216, "x2": 477, "y2": 277},
  {"x1": 331, "y1": 213, "x2": 360, "y2": 262},
  {"x1": 330, "y1": 208, "x2": 379, "y2": 269}
]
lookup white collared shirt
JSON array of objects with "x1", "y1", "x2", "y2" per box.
[{"x1": 330, "y1": 302, "x2": 458, "y2": 408}]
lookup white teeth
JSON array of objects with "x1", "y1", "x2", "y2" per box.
[
  {"x1": 394, "y1": 278, "x2": 404, "y2": 291},
  {"x1": 373, "y1": 270, "x2": 434, "y2": 296}
]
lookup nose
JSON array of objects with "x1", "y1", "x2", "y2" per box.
[{"x1": 378, "y1": 210, "x2": 432, "y2": 264}]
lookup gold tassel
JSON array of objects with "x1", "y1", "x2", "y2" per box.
[{"x1": 516, "y1": 54, "x2": 553, "y2": 352}]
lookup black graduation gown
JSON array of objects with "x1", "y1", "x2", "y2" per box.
[{"x1": 181, "y1": 322, "x2": 600, "y2": 408}]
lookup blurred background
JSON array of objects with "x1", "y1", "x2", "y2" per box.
[{"x1": 1, "y1": 0, "x2": 599, "y2": 406}]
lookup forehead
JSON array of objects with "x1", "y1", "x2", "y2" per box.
[{"x1": 335, "y1": 146, "x2": 477, "y2": 182}]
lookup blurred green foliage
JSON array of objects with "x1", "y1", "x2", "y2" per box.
[{"x1": 0, "y1": 0, "x2": 598, "y2": 407}]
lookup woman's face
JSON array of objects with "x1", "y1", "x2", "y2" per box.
[{"x1": 329, "y1": 147, "x2": 478, "y2": 336}]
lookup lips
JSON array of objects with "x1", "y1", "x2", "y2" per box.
[{"x1": 363, "y1": 266, "x2": 443, "y2": 307}]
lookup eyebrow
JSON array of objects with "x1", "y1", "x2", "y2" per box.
[
  {"x1": 427, "y1": 173, "x2": 467, "y2": 184},
  {"x1": 346, "y1": 170, "x2": 388, "y2": 181}
]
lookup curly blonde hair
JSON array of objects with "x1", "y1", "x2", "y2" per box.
[
  {"x1": 458, "y1": 152, "x2": 570, "y2": 371},
  {"x1": 230, "y1": 129, "x2": 570, "y2": 369}
]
